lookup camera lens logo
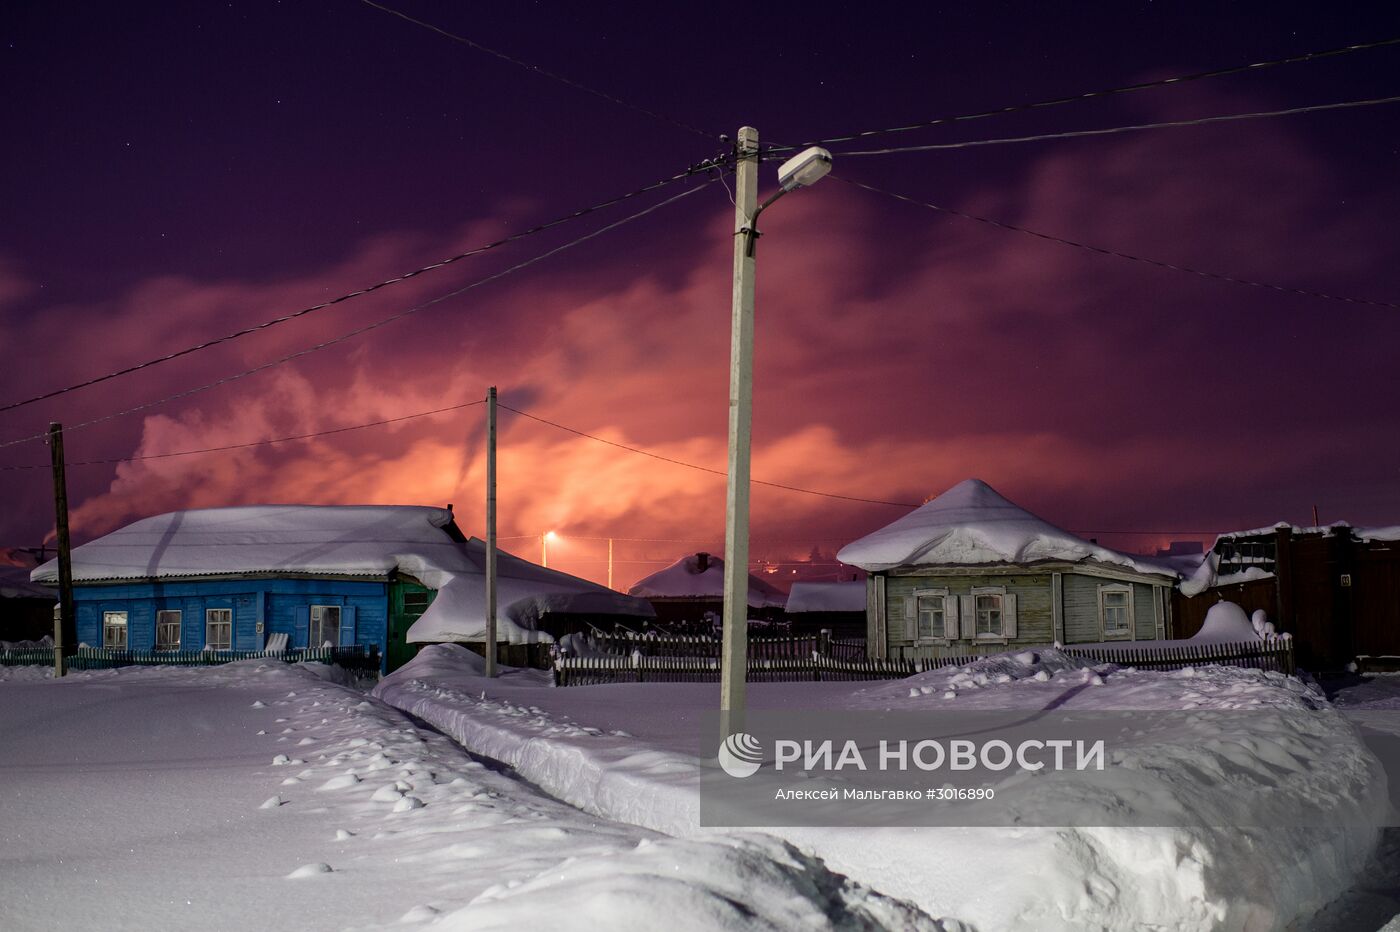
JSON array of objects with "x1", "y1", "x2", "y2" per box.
[{"x1": 718, "y1": 732, "x2": 764, "y2": 778}]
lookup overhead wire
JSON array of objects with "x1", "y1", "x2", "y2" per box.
[
  {"x1": 836, "y1": 175, "x2": 1400, "y2": 311},
  {"x1": 0, "y1": 401, "x2": 486, "y2": 471},
  {"x1": 828, "y1": 94, "x2": 1400, "y2": 157},
  {"x1": 0, "y1": 166, "x2": 723, "y2": 417},
  {"x1": 769, "y1": 35, "x2": 1400, "y2": 151},
  {"x1": 0, "y1": 179, "x2": 716, "y2": 451},
  {"x1": 358, "y1": 0, "x2": 714, "y2": 141}
]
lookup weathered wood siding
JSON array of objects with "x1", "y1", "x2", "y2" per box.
[
  {"x1": 1061, "y1": 573, "x2": 1164, "y2": 643},
  {"x1": 883, "y1": 573, "x2": 1053, "y2": 651}
]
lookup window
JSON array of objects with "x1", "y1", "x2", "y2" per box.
[
  {"x1": 1099, "y1": 585, "x2": 1133, "y2": 638},
  {"x1": 156, "y1": 610, "x2": 182, "y2": 650},
  {"x1": 310, "y1": 605, "x2": 341, "y2": 647},
  {"x1": 206, "y1": 608, "x2": 232, "y2": 651},
  {"x1": 103, "y1": 611, "x2": 128, "y2": 649},
  {"x1": 975, "y1": 593, "x2": 1003, "y2": 637},
  {"x1": 916, "y1": 593, "x2": 945, "y2": 639}
]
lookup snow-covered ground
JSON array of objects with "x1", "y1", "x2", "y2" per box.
[
  {"x1": 0, "y1": 661, "x2": 935, "y2": 931},
  {"x1": 375, "y1": 645, "x2": 1393, "y2": 931}
]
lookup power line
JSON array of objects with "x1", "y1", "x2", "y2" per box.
[
  {"x1": 0, "y1": 179, "x2": 715, "y2": 452},
  {"x1": 830, "y1": 94, "x2": 1400, "y2": 157},
  {"x1": 0, "y1": 166, "x2": 720, "y2": 418},
  {"x1": 359, "y1": 0, "x2": 714, "y2": 141},
  {"x1": 497, "y1": 403, "x2": 919, "y2": 507},
  {"x1": 838, "y1": 176, "x2": 1400, "y2": 311},
  {"x1": 0, "y1": 401, "x2": 486, "y2": 471},
  {"x1": 772, "y1": 35, "x2": 1400, "y2": 151}
]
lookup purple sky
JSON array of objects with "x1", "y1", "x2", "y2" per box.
[{"x1": 3, "y1": 2, "x2": 1399, "y2": 587}]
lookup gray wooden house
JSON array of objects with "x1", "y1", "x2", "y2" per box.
[{"x1": 837, "y1": 479, "x2": 1178, "y2": 658}]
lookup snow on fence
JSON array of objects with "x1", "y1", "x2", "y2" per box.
[
  {"x1": 583, "y1": 631, "x2": 859, "y2": 660},
  {"x1": 553, "y1": 638, "x2": 1296, "y2": 685},
  {"x1": 0, "y1": 645, "x2": 380, "y2": 671}
]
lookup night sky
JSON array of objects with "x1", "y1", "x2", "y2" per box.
[{"x1": 3, "y1": 1, "x2": 1399, "y2": 588}]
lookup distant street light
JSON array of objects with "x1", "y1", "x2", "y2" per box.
[
  {"x1": 721, "y1": 129, "x2": 832, "y2": 731},
  {"x1": 542, "y1": 530, "x2": 558, "y2": 567}
]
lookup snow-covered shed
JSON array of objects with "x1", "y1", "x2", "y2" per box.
[
  {"x1": 627, "y1": 552, "x2": 787, "y2": 630},
  {"x1": 30, "y1": 505, "x2": 652, "y2": 671},
  {"x1": 1174, "y1": 521, "x2": 1400, "y2": 669},
  {"x1": 837, "y1": 479, "x2": 1179, "y2": 658},
  {"x1": 783, "y1": 581, "x2": 867, "y2": 638}
]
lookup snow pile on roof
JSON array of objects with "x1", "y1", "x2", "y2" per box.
[
  {"x1": 628, "y1": 553, "x2": 787, "y2": 609},
  {"x1": 837, "y1": 479, "x2": 1176, "y2": 577},
  {"x1": 31, "y1": 505, "x2": 464, "y2": 585},
  {"x1": 1357, "y1": 526, "x2": 1400, "y2": 543},
  {"x1": 29, "y1": 505, "x2": 651, "y2": 644},
  {"x1": 784, "y1": 581, "x2": 866, "y2": 614},
  {"x1": 407, "y1": 539, "x2": 653, "y2": 646}
]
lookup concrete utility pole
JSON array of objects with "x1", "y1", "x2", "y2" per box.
[
  {"x1": 607, "y1": 538, "x2": 614, "y2": 590},
  {"x1": 48, "y1": 422, "x2": 73, "y2": 677},
  {"x1": 720, "y1": 126, "x2": 761, "y2": 730},
  {"x1": 485, "y1": 387, "x2": 498, "y2": 678}
]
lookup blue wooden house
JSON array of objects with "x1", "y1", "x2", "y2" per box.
[{"x1": 30, "y1": 504, "x2": 652, "y2": 672}]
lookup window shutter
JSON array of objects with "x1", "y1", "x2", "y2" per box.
[
  {"x1": 1003, "y1": 593, "x2": 1018, "y2": 639},
  {"x1": 943, "y1": 595, "x2": 959, "y2": 639},
  {"x1": 903, "y1": 597, "x2": 917, "y2": 640},
  {"x1": 959, "y1": 595, "x2": 976, "y2": 639},
  {"x1": 294, "y1": 605, "x2": 310, "y2": 648},
  {"x1": 340, "y1": 605, "x2": 357, "y2": 648}
]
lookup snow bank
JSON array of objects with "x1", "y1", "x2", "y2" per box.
[
  {"x1": 377, "y1": 645, "x2": 1388, "y2": 931},
  {"x1": 628, "y1": 553, "x2": 786, "y2": 608},
  {"x1": 438, "y1": 833, "x2": 942, "y2": 932},
  {"x1": 837, "y1": 479, "x2": 1177, "y2": 578},
  {"x1": 785, "y1": 581, "x2": 866, "y2": 614}
]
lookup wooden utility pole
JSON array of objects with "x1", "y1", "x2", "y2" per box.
[
  {"x1": 484, "y1": 387, "x2": 498, "y2": 678},
  {"x1": 48, "y1": 422, "x2": 74, "y2": 677},
  {"x1": 720, "y1": 126, "x2": 760, "y2": 733}
]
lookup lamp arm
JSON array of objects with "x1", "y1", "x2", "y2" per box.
[{"x1": 742, "y1": 187, "x2": 790, "y2": 258}]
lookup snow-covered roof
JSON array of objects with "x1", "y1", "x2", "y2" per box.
[
  {"x1": 1215, "y1": 521, "x2": 1350, "y2": 541},
  {"x1": 28, "y1": 505, "x2": 652, "y2": 644},
  {"x1": 31, "y1": 505, "x2": 465, "y2": 586},
  {"x1": 1355, "y1": 526, "x2": 1400, "y2": 543},
  {"x1": 628, "y1": 553, "x2": 787, "y2": 609},
  {"x1": 407, "y1": 539, "x2": 654, "y2": 646},
  {"x1": 785, "y1": 581, "x2": 866, "y2": 614},
  {"x1": 836, "y1": 479, "x2": 1177, "y2": 579}
]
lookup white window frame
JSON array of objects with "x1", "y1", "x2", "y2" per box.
[
  {"x1": 1098, "y1": 584, "x2": 1134, "y2": 639},
  {"x1": 103, "y1": 611, "x2": 128, "y2": 649},
  {"x1": 971, "y1": 587, "x2": 1006, "y2": 640},
  {"x1": 205, "y1": 608, "x2": 233, "y2": 651},
  {"x1": 155, "y1": 610, "x2": 182, "y2": 651},
  {"x1": 912, "y1": 588, "x2": 951, "y2": 642},
  {"x1": 310, "y1": 605, "x2": 342, "y2": 648}
]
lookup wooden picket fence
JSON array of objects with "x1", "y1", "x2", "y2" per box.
[
  {"x1": 553, "y1": 638, "x2": 1295, "y2": 686},
  {"x1": 1062, "y1": 638, "x2": 1295, "y2": 675},
  {"x1": 0, "y1": 645, "x2": 380, "y2": 671},
  {"x1": 584, "y1": 631, "x2": 831, "y2": 660}
]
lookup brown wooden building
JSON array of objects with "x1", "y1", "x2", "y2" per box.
[{"x1": 1173, "y1": 524, "x2": 1400, "y2": 669}]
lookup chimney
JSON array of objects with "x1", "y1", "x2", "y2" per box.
[
  {"x1": 446, "y1": 503, "x2": 454, "y2": 514},
  {"x1": 696, "y1": 551, "x2": 710, "y2": 572}
]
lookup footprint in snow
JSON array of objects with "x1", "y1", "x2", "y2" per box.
[
  {"x1": 250, "y1": 700, "x2": 266, "y2": 708},
  {"x1": 281, "y1": 777, "x2": 301, "y2": 786},
  {"x1": 272, "y1": 754, "x2": 292, "y2": 765},
  {"x1": 260, "y1": 795, "x2": 285, "y2": 809},
  {"x1": 297, "y1": 737, "x2": 316, "y2": 746},
  {"x1": 286, "y1": 863, "x2": 332, "y2": 878},
  {"x1": 399, "y1": 905, "x2": 439, "y2": 922},
  {"x1": 335, "y1": 829, "x2": 355, "y2": 841}
]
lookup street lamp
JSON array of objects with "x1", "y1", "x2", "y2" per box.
[
  {"x1": 542, "y1": 530, "x2": 557, "y2": 567},
  {"x1": 720, "y1": 129, "x2": 831, "y2": 732}
]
